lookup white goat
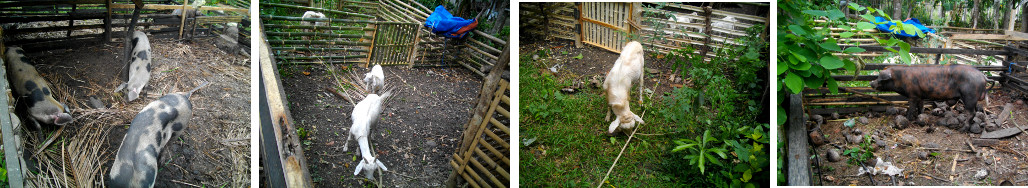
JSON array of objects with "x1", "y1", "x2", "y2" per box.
[
  {"x1": 665, "y1": 12, "x2": 699, "y2": 35},
  {"x1": 710, "y1": 16, "x2": 737, "y2": 32},
  {"x1": 364, "y1": 64, "x2": 384, "y2": 94},
  {"x1": 603, "y1": 41, "x2": 645, "y2": 135},
  {"x1": 300, "y1": 11, "x2": 328, "y2": 40},
  {"x1": 343, "y1": 92, "x2": 391, "y2": 179}
]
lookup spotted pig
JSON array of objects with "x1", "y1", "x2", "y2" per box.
[
  {"x1": 5, "y1": 47, "x2": 74, "y2": 130},
  {"x1": 108, "y1": 81, "x2": 208, "y2": 188},
  {"x1": 870, "y1": 64, "x2": 994, "y2": 123},
  {"x1": 117, "y1": 31, "x2": 152, "y2": 102}
]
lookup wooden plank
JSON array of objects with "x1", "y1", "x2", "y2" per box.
[
  {"x1": 838, "y1": 45, "x2": 1008, "y2": 56},
  {"x1": 981, "y1": 126, "x2": 1025, "y2": 139},
  {"x1": 971, "y1": 138, "x2": 1007, "y2": 147},
  {"x1": 996, "y1": 103, "x2": 1013, "y2": 127},
  {"x1": 786, "y1": 94, "x2": 810, "y2": 185},
  {"x1": 1005, "y1": 30, "x2": 1028, "y2": 41},
  {"x1": 950, "y1": 33, "x2": 1028, "y2": 41},
  {"x1": 109, "y1": 3, "x2": 249, "y2": 13}
]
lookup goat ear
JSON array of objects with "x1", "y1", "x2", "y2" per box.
[
  {"x1": 354, "y1": 163, "x2": 365, "y2": 176},
  {"x1": 376, "y1": 160, "x2": 388, "y2": 171},
  {"x1": 608, "y1": 117, "x2": 621, "y2": 134}
]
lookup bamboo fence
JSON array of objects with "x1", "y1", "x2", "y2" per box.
[{"x1": 0, "y1": 0, "x2": 249, "y2": 52}]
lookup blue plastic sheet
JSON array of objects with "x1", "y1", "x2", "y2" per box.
[
  {"x1": 424, "y1": 5, "x2": 477, "y2": 38},
  {"x1": 872, "y1": 16, "x2": 936, "y2": 38}
]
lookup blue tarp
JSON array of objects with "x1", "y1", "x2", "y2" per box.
[
  {"x1": 872, "y1": 16, "x2": 936, "y2": 38},
  {"x1": 424, "y1": 5, "x2": 478, "y2": 38}
]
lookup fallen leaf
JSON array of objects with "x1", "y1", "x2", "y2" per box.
[{"x1": 302, "y1": 71, "x2": 311, "y2": 75}]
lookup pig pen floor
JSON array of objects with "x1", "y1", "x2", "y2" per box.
[
  {"x1": 19, "y1": 38, "x2": 250, "y2": 187},
  {"x1": 277, "y1": 64, "x2": 482, "y2": 187},
  {"x1": 808, "y1": 90, "x2": 1028, "y2": 186}
]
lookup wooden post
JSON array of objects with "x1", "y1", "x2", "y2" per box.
[
  {"x1": 125, "y1": 0, "x2": 144, "y2": 63},
  {"x1": 786, "y1": 93, "x2": 811, "y2": 186},
  {"x1": 575, "y1": 2, "x2": 582, "y2": 48},
  {"x1": 104, "y1": 0, "x2": 112, "y2": 42},
  {"x1": 699, "y1": 6, "x2": 712, "y2": 58},
  {"x1": 179, "y1": 0, "x2": 189, "y2": 39},
  {"x1": 67, "y1": 4, "x2": 76, "y2": 38}
]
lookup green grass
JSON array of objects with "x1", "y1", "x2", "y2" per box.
[{"x1": 519, "y1": 54, "x2": 708, "y2": 187}]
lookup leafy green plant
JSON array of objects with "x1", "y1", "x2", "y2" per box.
[
  {"x1": 842, "y1": 134, "x2": 875, "y2": 165},
  {"x1": 672, "y1": 130, "x2": 727, "y2": 174}
]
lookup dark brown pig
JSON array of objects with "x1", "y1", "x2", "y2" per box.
[{"x1": 870, "y1": 64, "x2": 993, "y2": 124}]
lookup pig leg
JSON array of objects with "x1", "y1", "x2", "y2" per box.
[
  {"x1": 907, "y1": 97, "x2": 923, "y2": 120},
  {"x1": 962, "y1": 95, "x2": 979, "y2": 124}
]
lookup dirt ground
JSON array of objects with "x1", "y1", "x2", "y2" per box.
[
  {"x1": 518, "y1": 38, "x2": 687, "y2": 98},
  {"x1": 809, "y1": 89, "x2": 1028, "y2": 186},
  {"x1": 18, "y1": 37, "x2": 250, "y2": 187},
  {"x1": 277, "y1": 64, "x2": 482, "y2": 187}
]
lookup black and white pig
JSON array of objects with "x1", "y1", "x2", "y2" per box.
[
  {"x1": 870, "y1": 64, "x2": 994, "y2": 124},
  {"x1": 5, "y1": 47, "x2": 74, "y2": 130},
  {"x1": 117, "y1": 31, "x2": 152, "y2": 102},
  {"x1": 108, "y1": 81, "x2": 208, "y2": 188}
]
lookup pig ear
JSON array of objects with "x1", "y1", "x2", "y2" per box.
[{"x1": 879, "y1": 70, "x2": 893, "y2": 80}]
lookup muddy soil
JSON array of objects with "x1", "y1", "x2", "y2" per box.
[
  {"x1": 278, "y1": 64, "x2": 482, "y2": 187},
  {"x1": 20, "y1": 37, "x2": 250, "y2": 187},
  {"x1": 809, "y1": 90, "x2": 1028, "y2": 186}
]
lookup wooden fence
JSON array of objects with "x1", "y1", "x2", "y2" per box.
[
  {"x1": 520, "y1": 2, "x2": 769, "y2": 57},
  {"x1": 450, "y1": 79, "x2": 510, "y2": 188},
  {"x1": 0, "y1": 0, "x2": 249, "y2": 52},
  {"x1": 264, "y1": 0, "x2": 508, "y2": 77}
]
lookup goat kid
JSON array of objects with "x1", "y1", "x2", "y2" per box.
[{"x1": 603, "y1": 41, "x2": 645, "y2": 135}]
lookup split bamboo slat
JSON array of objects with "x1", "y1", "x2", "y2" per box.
[
  {"x1": 580, "y1": 2, "x2": 632, "y2": 53},
  {"x1": 450, "y1": 80, "x2": 510, "y2": 188}
]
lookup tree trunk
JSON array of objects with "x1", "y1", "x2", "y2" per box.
[
  {"x1": 1006, "y1": 0, "x2": 1016, "y2": 31},
  {"x1": 1022, "y1": 0, "x2": 1028, "y2": 32},
  {"x1": 893, "y1": 0, "x2": 902, "y2": 19},
  {"x1": 972, "y1": 0, "x2": 981, "y2": 29}
]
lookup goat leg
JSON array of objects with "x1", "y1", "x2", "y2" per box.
[{"x1": 342, "y1": 132, "x2": 352, "y2": 152}]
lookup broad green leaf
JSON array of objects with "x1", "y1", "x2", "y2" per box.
[
  {"x1": 859, "y1": 14, "x2": 876, "y2": 22},
  {"x1": 777, "y1": 106, "x2": 787, "y2": 125},
  {"x1": 802, "y1": 10, "x2": 829, "y2": 17},
  {"x1": 809, "y1": 65, "x2": 823, "y2": 78},
  {"x1": 842, "y1": 47, "x2": 866, "y2": 53},
  {"x1": 819, "y1": 38, "x2": 841, "y2": 51},
  {"x1": 573, "y1": 54, "x2": 584, "y2": 59},
  {"x1": 784, "y1": 72, "x2": 803, "y2": 94},
  {"x1": 820, "y1": 56, "x2": 844, "y2": 69},
  {"x1": 826, "y1": 77, "x2": 839, "y2": 94},
  {"x1": 849, "y1": 3, "x2": 865, "y2": 11},
  {"x1": 827, "y1": 9, "x2": 845, "y2": 20},
  {"x1": 840, "y1": 32, "x2": 855, "y2": 38},
  {"x1": 743, "y1": 169, "x2": 753, "y2": 182},
  {"x1": 843, "y1": 59, "x2": 856, "y2": 72},
  {"x1": 790, "y1": 50, "x2": 807, "y2": 62},
  {"x1": 788, "y1": 25, "x2": 808, "y2": 36},
  {"x1": 856, "y1": 22, "x2": 876, "y2": 30},
  {"x1": 803, "y1": 75, "x2": 823, "y2": 88},
  {"x1": 790, "y1": 61, "x2": 812, "y2": 71},
  {"x1": 777, "y1": 60, "x2": 787, "y2": 75}
]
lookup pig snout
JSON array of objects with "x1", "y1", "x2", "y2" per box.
[{"x1": 53, "y1": 113, "x2": 73, "y2": 125}]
